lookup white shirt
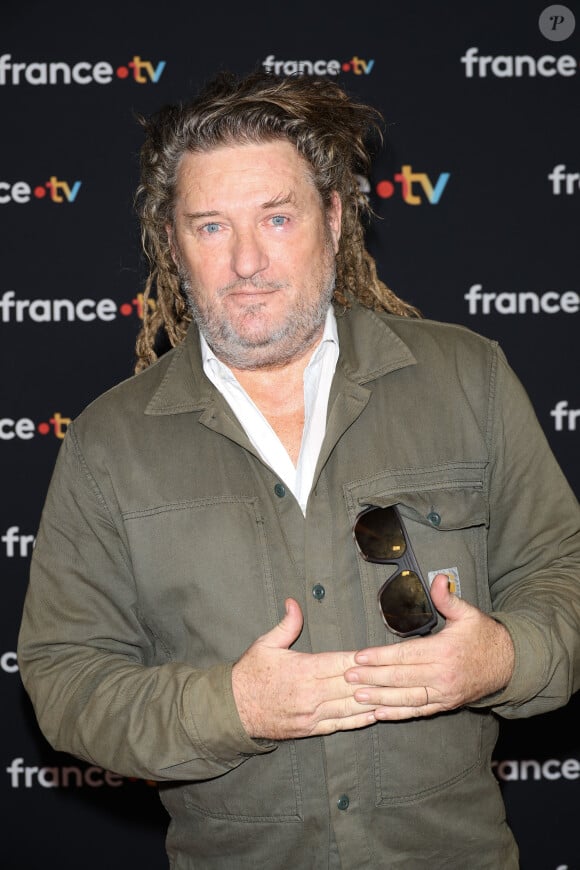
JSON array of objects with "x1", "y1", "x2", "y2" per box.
[{"x1": 200, "y1": 307, "x2": 339, "y2": 514}]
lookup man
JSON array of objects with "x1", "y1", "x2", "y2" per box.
[{"x1": 18, "y1": 71, "x2": 580, "y2": 868}]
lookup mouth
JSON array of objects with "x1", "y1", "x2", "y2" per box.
[{"x1": 222, "y1": 280, "x2": 286, "y2": 300}]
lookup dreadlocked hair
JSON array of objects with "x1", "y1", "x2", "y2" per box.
[{"x1": 134, "y1": 70, "x2": 420, "y2": 372}]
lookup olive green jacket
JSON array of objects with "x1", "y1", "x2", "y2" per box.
[{"x1": 18, "y1": 304, "x2": 580, "y2": 869}]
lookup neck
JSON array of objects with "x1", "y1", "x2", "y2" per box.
[{"x1": 230, "y1": 338, "x2": 322, "y2": 466}]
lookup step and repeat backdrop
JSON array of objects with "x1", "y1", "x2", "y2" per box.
[{"x1": 2, "y1": 1, "x2": 578, "y2": 868}]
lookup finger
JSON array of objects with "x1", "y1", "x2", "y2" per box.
[
  {"x1": 315, "y1": 710, "x2": 378, "y2": 735},
  {"x1": 428, "y1": 572, "x2": 473, "y2": 623},
  {"x1": 311, "y1": 692, "x2": 379, "y2": 732},
  {"x1": 352, "y1": 638, "x2": 432, "y2": 669},
  {"x1": 346, "y1": 663, "x2": 431, "y2": 689},
  {"x1": 261, "y1": 598, "x2": 304, "y2": 650},
  {"x1": 372, "y1": 703, "x2": 439, "y2": 721},
  {"x1": 352, "y1": 685, "x2": 436, "y2": 708}
]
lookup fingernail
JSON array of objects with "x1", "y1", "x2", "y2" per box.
[
  {"x1": 355, "y1": 653, "x2": 369, "y2": 664},
  {"x1": 346, "y1": 671, "x2": 359, "y2": 683},
  {"x1": 356, "y1": 691, "x2": 370, "y2": 701}
]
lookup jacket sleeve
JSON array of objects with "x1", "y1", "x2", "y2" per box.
[
  {"x1": 17, "y1": 425, "x2": 275, "y2": 781},
  {"x1": 474, "y1": 345, "x2": 580, "y2": 717}
]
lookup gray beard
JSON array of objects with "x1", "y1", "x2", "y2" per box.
[{"x1": 178, "y1": 258, "x2": 336, "y2": 371}]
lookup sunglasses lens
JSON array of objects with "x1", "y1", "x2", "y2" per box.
[
  {"x1": 379, "y1": 570, "x2": 434, "y2": 635},
  {"x1": 354, "y1": 507, "x2": 406, "y2": 562}
]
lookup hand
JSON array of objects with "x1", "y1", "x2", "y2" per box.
[
  {"x1": 232, "y1": 598, "x2": 378, "y2": 740},
  {"x1": 344, "y1": 573, "x2": 515, "y2": 721}
]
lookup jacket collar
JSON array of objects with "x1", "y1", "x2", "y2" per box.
[
  {"x1": 145, "y1": 302, "x2": 417, "y2": 417},
  {"x1": 334, "y1": 303, "x2": 416, "y2": 384}
]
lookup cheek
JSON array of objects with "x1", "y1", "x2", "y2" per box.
[{"x1": 181, "y1": 248, "x2": 222, "y2": 288}]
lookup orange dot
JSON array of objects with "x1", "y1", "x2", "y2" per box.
[
  {"x1": 116, "y1": 66, "x2": 129, "y2": 79},
  {"x1": 37, "y1": 422, "x2": 50, "y2": 435},
  {"x1": 341, "y1": 62, "x2": 351, "y2": 72},
  {"x1": 376, "y1": 180, "x2": 395, "y2": 199},
  {"x1": 119, "y1": 303, "x2": 132, "y2": 316},
  {"x1": 33, "y1": 186, "x2": 46, "y2": 198}
]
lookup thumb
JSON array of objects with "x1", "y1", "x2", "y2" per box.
[
  {"x1": 261, "y1": 598, "x2": 304, "y2": 650},
  {"x1": 429, "y1": 573, "x2": 471, "y2": 623}
]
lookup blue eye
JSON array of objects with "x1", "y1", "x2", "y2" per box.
[
  {"x1": 271, "y1": 215, "x2": 287, "y2": 226},
  {"x1": 203, "y1": 223, "x2": 220, "y2": 234}
]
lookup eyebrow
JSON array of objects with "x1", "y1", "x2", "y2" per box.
[
  {"x1": 182, "y1": 192, "x2": 297, "y2": 223},
  {"x1": 182, "y1": 210, "x2": 220, "y2": 223},
  {"x1": 260, "y1": 192, "x2": 297, "y2": 209}
]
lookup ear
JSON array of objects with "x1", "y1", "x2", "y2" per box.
[{"x1": 327, "y1": 191, "x2": 342, "y2": 253}]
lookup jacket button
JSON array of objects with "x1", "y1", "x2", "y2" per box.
[
  {"x1": 427, "y1": 511, "x2": 441, "y2": 526},
  {"x1": 312, "y1": 584, "x2": 326, "y2": 601},
  {"x1": 337, "y1": 794, "x2": 350, "y2": 811},
  {"x1": 274, "y1": 483, "x2": 286, "y2": 498}
]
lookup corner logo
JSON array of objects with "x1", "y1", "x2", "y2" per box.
[
  {"x1": 0, "y1": 54, "x2": 166, "y2": 86},
  {"x1": 262, "y1": 54, "x2": 374, "y2": 76}
]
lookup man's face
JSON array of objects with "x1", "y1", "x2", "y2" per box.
[{"x1": 168, "y1": 140, "x2": 342, "y2": 370}]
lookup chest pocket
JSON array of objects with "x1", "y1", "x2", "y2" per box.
[
  {"x1": 345, "y1": 463, "x2": 492, "y2": 801},
  {"x1": 345, "y1": 462, "x2": 489, "y2": 641}
]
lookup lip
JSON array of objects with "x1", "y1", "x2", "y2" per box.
[{"x1": 227, "y1": 287, "x2": 280, "y2": 300}]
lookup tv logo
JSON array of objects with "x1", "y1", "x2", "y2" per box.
[
  {"x1": 550, "y1": 401, "x2": 580, "y2": 431},
  {"x1": 548, "y1": 164, "x2": 580, "y2": 194},
  {"x1": 0, "y1": 54, "x2": 166, "y2": 86},
  {"x1": 0, "y1": 291, "x2": 155, "y2": 322},
  {"x1": 0, "y1": 177, "x2": 81, "y2": 204},
  {"x1": 374, "y1": 165, "x2": 450, "y2": 205},
  {"x1": 262, "y1": 54, "x2": 374, "y2": 76},
  {"x1": 460, "y1": 46, "x2": 577, "y2": 78},
  {"x1": 1, "y1": 526, "x2": 35, "y2": 557}
]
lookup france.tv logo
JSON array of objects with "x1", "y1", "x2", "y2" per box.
[
  {"x1": 262, "y1": 54, "x2": 374, "y2": 76},
  {"x1": 0, "y1": 54, "x2": 166, "y2": 86}
]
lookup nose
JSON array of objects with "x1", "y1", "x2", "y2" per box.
[{"x1": 230, "y1": 228, "x2": 269, "y2": 279}]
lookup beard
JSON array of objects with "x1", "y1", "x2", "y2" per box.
[{"x1": 176, "y1": 236, "x2": 337, "y2": 371}]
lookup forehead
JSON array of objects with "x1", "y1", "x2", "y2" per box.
[{"x1": 174, "y1": 140, "x2": 318, "y2": 205}]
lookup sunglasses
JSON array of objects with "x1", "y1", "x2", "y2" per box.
[{"x1": 353, "y1": 505, "x2": 437, "y2": 637}]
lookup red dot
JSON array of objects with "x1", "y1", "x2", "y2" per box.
[
  {"x1": 376, "y1": 180, "x2": 395, "y2": 199},
  {"x1": 119, "y1": 303, "x2": 133, "y2": 316},
  {"x1": 37, "y1": 422, "x2": 50, "y2": 435},
  {"x1": 341, "y1": 62, "x2": 351, "y2": 72},
  {"x1": 116, "y1": 66, "x2": 129, "y2": 79},
  {"x1": 33, "y1": 186, "x2": 46, "y2": 198}
]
